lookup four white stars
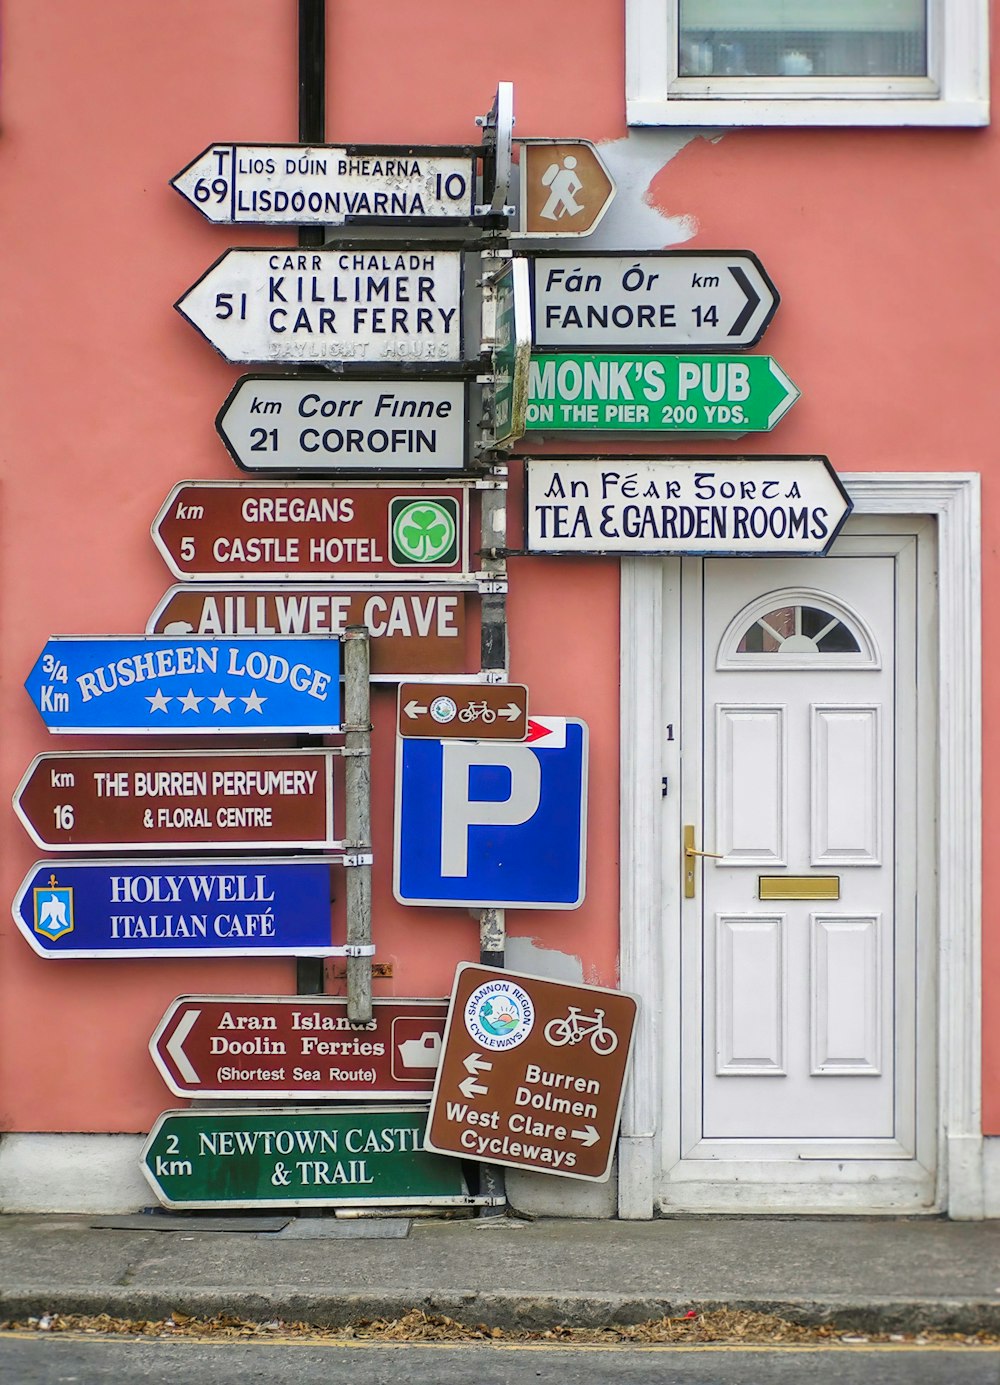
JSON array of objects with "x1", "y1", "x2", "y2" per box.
[{"x1": 145, "y1": 687, "x2": 268, "y2": 715}]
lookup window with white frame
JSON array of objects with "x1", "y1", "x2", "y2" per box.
[{"x1": 626, "y1": 0, "x2": 988, "y2": 126}]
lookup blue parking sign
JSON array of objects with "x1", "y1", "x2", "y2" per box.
[{"x1": 393, "y1": 719, "x2": 588, "y2": 909}]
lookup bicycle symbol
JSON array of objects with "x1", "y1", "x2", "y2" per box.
[
  {"x1": 543, "y1": 1006, "x2": 618, "y2": 1055},
  {"x1": 459, "y1": 700, "x2": 497, "y2": 724}
]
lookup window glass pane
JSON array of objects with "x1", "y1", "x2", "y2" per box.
[
  {"x1": 679, "y1": 1, "x2": 927, "y2": 78},
  {"x1": 736, "y1": 605, "x2": 861, "y2": 656}
]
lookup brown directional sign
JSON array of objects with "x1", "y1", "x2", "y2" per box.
[
  {"x1": 519, "y1": 139, "x2": 616, "y2": 238},
  {"x1": 425, "y1": 964, "x2": 638, "y2": 1181},
  {"x1": 150, "y1": 996, "x2": 449, "y2": 1100},
  {"x1": 397, "y1": 682, "x2": 528, "y2": 739},
  {"x1": 147, "y1": 585, "x2": 475, "y2": 679},
  {"x1": 13, "y1": 750, "x2": 337, "y2": 852},
  {"x1": 151, "y1": 480, "x2": 471, "y2": 581}
]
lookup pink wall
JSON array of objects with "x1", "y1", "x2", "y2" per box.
[
  {"x1": 0, "y1": 0, "x2": 624, "y2": 1135},
  {"x1": 0, "y1": 0, "x2": 997, "y2": 1136}
]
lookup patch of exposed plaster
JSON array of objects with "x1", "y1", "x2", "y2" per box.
[
  {"x1": 505, "y1": 936, "x2": 583, "y2": 983},
  {"x1": 515, "y1": 128, "x2": 720, "y2": 252}
]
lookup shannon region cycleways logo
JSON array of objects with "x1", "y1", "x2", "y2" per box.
[{"x1": 464, "y1": 979, "x2": 535, "y2": 1051}]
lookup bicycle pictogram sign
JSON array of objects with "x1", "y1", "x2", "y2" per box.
[
  {"x1": 397, "y1": 681, "x2": 529, "y2": 741},
  {"x1": 543, "y1": 1005, "x2": 619, "y2": 1055},
  {"x1": 426, "y1": 964, "x2": 639, "y2": 1183}
]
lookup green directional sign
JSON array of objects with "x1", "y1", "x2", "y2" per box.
[
  {"x1": 526, "y1": 353, "x2": 799, "y2": 433},
  {"x1": 491, "y1": 258, "x2": 531, "y2": 448},
  {"x1": 141, "y1": 1107, "x2": 480, "y2": 1210}
]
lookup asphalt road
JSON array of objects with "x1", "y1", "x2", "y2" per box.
[{"x1": 1, "y1": 1336, "x2": 999, "y2": 1385}]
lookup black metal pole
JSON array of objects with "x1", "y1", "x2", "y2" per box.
[
  {"x1": 296, "y1": 0, "x2": 327, "y2": 995},
  {"x1": 298, "y1": 0, "x2": 325, "y2": 165}
]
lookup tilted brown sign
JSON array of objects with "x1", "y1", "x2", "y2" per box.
[
  {"x1": 150, "y1": 996, "x2": 449, "y2": 1100},
  {"x1": 397, "y1": 682, "x2": 528, "y2": 739},
  {"x1": 425, "y1": 964, "x2": 638, "y2": 1181},
  {"x1": 520, "y1": 139, "x2": 615, "y2": 238},
  {"x1": 147, "y1": 585, "x2": 474, "y2": 679},
  {"x1": 151, "y1": 480, "x2": 471, "y2": 581},
  {"x1": 14, "y1": 750, "x2": 337, "y2": 852}
]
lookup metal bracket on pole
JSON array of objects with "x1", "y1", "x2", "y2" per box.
[
  {"x1": 343, "y1": 625, "x2": 373, "y2": 1024},
  {"x1": 475, "y1": 82, "x2": 515, "y2": 218}
]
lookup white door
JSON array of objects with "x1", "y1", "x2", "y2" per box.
[{"x1": 668, "y1": 531, "x2": 936, "y2": 1210}]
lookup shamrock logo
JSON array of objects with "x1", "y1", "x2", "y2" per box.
[
  {"x1": 390, "y1": 498, "x2": 458, "y2": 566},
  {"x1": 402, "y1": 508, "x2": 447, "y2": 558}
]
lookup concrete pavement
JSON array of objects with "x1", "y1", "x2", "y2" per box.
[{"x1": 3, "y1": 1211, "x2": 1000, "y2": 1333}]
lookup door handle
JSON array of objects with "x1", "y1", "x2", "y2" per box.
[{"x1": 684, "y1": 824, "x2": 723, "y2": 899}]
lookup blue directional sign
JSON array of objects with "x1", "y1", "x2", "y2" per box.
[
  {"x1": 24, "y1": 637, "x2": 340, "y2": 734},
  {"x1": 13, "y1": 858, "x2": 341, "y2": 959},
  {"x1": 393, "y1": 719, "x2": 588, "y2": 909}
]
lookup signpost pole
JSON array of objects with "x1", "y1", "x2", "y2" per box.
[
  {"x1": 296, "y1": 0, "x2": 327, "y2": 999},
  {"x1": 478, "y1": 477, "x2": 508, "y2": 973},
  {"x1": 344, "y1": 626, "x2": 373, "y2": 1024},
  {"x1": 298, "y1": 1, "x2": 325, "y2": 209},
  {"x1": 478, "y1": 383, "x2": 511, "y2": 1215}
]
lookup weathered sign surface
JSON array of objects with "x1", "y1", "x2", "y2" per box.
[
  {"x1": 14, "y1": 750, "x2": 337, "y2": 852},
  {"x1": 526, "y1": 354, "x2": 799, "y2": 432},
  {"x1": 425, "y1": 965, "x2": 638, "y2": 1181},
  {"x1": 151, "y1": 482, "x2": 471, "y2": 582},
  {"x1": 141, "y1": 1107, "x2": 477, "y2": 1209},
  {"x1": 172, "y1": 144, "x2": 476, "y2": 224},
  {"x1": 397, "y1": 682, "x2": 528, "y2": 740},
  {"x1": 216, "y1": 375, "x2": 469, "y2": 474},
  {"x1": 12, "y1": 858, "x2": 342, "y2": 959},
  {"x1": 147, "y1": 585, "x2": 474, "y2": 679},
  {"x1": 525, "y1": 457, "x2": 852, "y2": 557},
  {"x1": 519, "y1": 140, "x2": 615, "y2": 237},
  {"x1": 149, "y1": 996, "x2": 448, "y2": 1100},
  {"x1": 489, "y1": 257, "x2": 531, "y2": 448},
  {"x1": 24, "y1": 637, "x2": 341, "y2": 734},
  {"x1": 175, "y1": 248, "x2": 465, "y2": 365},
  {"x1": 529, "y1": 252, "x2": 778, "y2": 351}
]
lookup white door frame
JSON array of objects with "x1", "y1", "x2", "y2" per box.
[{"x1": 618, "y1": 474, "x2": 983, "y2": 1218}]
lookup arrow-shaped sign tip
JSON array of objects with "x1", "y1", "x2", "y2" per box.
[{"x1": 163, "y1": 1008, "x2": 201, "y2": 1086}]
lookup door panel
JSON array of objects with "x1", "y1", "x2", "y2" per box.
[
  {"x1": 716, "y1": 706, "x2": 785, "y2": 862},
  {"x1": 810, "y1": 913, "x2": 882, "y2": 1074},
  {"x1": 715, "y1": 914, "x2": 786, "y2": 1074},
  {"x1": 811, "y1": 707, "x2": 881, "y2": 863}
]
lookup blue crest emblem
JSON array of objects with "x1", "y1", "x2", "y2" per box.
[{"x1": 33, "y1": 882, "x2": 74, "y2": 941}]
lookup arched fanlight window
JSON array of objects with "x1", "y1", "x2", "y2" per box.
[{"x1": 717, "y1": 588, "x2": 880, "y2": 670}]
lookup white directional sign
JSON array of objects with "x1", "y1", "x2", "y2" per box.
[
  {"x1": 478, "y1": 82, "x2": 514, "y2": 216},
  {"x1": 530, "y1": 252, "x2": 778, "y2": 351},
  {"x1": 175, "y1": 248, "x2": 464, "y2": 366},
  {"x1": 216, "y1": 375, "x2": 469, "y2": 473},
  {"x1": 525, "y1": 457, "x2": 852, "y2": 557},
  {"x1": 172, "y1": 144, "x2": 476, "y2": 224}
]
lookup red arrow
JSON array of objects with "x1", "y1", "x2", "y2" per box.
[{"x1": 525, "y1": 717, "x2": 567, "y2": 744}]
